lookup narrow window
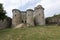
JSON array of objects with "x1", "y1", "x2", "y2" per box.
[
  {"x1": 22, "y1": 20, "x2": 23, "y2": 23},
  {"x1": 39, "y1": 14, "x2": 40, "y2": 15},
  {"x1": 15, "y1": 15, "x2": 16, "y2": 16}
]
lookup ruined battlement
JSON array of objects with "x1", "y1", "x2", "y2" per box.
[
  {"x1": 34, "y1": 5, "x2": 44, "y2": 10},
  {"x1": 12, "y1": 5, "x2": 45, "y2": 27}
]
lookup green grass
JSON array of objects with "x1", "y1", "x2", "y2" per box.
[{"x1": 0, "y1": 25, "x2": 60, "y2": 40}]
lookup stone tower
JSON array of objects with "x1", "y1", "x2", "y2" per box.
[
  {"x1": 26, "y1": 9, "x2": 34, "y2": 26},
  {"x1": 12, "y1": 5, "x2": 45, "y2": 27},
  {"x1": 12, "y1": 9, "x2": 22, "y2": 27},
  {"x1": 34, "y1": 5, "x2": 45, "y2": 25}
]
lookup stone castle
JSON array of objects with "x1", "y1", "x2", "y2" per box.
[{"x1": 12, "y1": 5, "x2": 45, "y2": 27}]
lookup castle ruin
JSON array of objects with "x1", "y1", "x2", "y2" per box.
[{"x1": 12, "y1": 5, "x2": 45, "y2": 27}]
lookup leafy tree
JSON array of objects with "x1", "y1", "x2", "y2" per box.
[{"x1": 0, "y1": 3, "x2": 7, "y2": 20}]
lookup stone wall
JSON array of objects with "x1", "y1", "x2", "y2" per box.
[
  {"x1": 21, "y1": 11, "x2": 26, "y2": 23},
  {"x1": 46, "y1": 16, "x2": 60, "y2": 25},
  {"x1": 0, "y1": 17, "x2": 12, "y2": 29}
]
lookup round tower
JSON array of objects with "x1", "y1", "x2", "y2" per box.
[
  {"x1": 34, "y1": 5, "x2": 45, "y2": 25},
  {"x1": 26, "y1": 9, "x2": 34, "y2": 26},
  {"x1": 12, "y1": 9, "x2": 22, "y2": 27}
]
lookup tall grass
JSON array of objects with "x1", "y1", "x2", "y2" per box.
[{"x1": 0, "y1": 25, "x2": 60, "y2": 40}]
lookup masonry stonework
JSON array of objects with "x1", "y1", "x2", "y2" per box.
[
  {"x1": 12, "y1": 9, "x2": 22, "y2": 27},
  {"x1": 0, "y1": 17, "x2": 12, "y2": 29},
  {"x1": 34, "y1": 5, "x2": 45, "y2": 25},
  {"x1": 26, "y1": 9, "x2": 34, "y2": 26},
  {"x1": 12, "y1": 5, "x2": 45, "y2": 27}
]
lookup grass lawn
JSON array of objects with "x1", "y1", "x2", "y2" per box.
[{"x1": 0, "y1": 25, "x2": 60, "y2": 40}]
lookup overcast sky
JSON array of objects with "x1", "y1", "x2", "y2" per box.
[{"x1": 0, "y1": 0, "x2": 60, "y2": 18}]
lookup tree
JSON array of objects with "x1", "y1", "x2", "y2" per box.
[{"x1": 0, "y1": 3, "x2": 7, "y2": 20}]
